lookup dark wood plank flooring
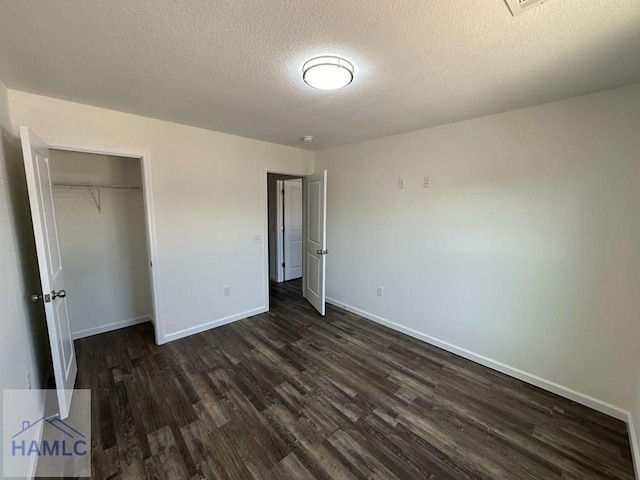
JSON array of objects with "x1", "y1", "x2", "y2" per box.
[{"x1": 74, "y1": 279, "x2": 635, "y2": 479}]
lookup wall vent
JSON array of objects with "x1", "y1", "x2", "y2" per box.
[{"x1": 504, "y1": 0, "x2": 548, "y2": 16}]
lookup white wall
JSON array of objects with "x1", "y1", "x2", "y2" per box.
[
  {"x1": 8, "y1": 90, "x2": 313, "y2": 343},
  {"x1": 315, "y1": 83, "x2": 640, "y2": 416},
  {"x1": 50, "y1": 150, "x2": 152, "y2": 338},
  {"x1": 0, "y1": 80, "x2": 49, "y2": 477}
]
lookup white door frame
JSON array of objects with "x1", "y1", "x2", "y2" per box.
[
  {"x1": 263, "y1": 166, "x2": 308, "y2": 312},
  {"x1": 40, "y1": 136, "x2": 164, "y2": 345}
]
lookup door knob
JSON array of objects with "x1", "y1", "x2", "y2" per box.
[
  {"x1": 30, "y1": 293, "x2": 42, "y2": 302},
  {"x1": 52, "y1": 290, "x2": 67, "y2": 300}
]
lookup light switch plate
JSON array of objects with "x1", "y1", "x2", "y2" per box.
[
  {"x1": 423, "y1": 176, "x2": 431, "y2": 188},
  {"x1": 398, "y1": 177, "x2": 406, "y2": 189}
]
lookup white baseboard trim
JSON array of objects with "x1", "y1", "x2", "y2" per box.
[
  {"x1": 629, "y1": 412, "x2": 640, "y2": 480},
  {"x1": 161, "y1": 306, "x2": 268, "y2": 344},
  {"x1": 72, "y1": 315, "x2": 151, "y2": 340},
  {"x1": 326, "y1": 297, "x2": 629, "y2": 422}
]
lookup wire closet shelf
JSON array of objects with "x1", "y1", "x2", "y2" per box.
[{"x1": 53, "y1": 183, "x2": 141, "y2": 213}]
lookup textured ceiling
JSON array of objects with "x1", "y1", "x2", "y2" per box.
[{"x1": 0, "y1": 0, "x2": 638, "y2": 149}]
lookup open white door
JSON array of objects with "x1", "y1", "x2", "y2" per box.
[
  {"x1": 284, "y1": 179, "x2": 303, "y2": 281},
  {"x1": 302, "y1": 170, "x2": 327, "y2": 315},
  {"x1": 20, "y1": 127, "x2": 77, "y2": 419}
]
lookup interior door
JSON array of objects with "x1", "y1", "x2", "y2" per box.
[
  {"x1": 302, "y1": 170, "x2": 327, "y2": 315},
  {"x1": 20, "y1": 127, "x2": 77, "y2": 419},
  {"x1": 284, "y1": 179, "x2": 303, "y2": 281}
]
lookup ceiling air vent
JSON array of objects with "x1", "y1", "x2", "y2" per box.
[{"x1": 504, "y1": 0, "x2": 549, "y2": 16}]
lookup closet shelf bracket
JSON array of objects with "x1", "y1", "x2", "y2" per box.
[{"x1": 89, "y1": 185, "x2": 102, "y2": 214}]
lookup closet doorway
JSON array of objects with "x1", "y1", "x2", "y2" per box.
[{"x1": 49, "y1": 149, "x2": 154, "y2": 340}]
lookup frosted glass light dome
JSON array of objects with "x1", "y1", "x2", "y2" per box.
[{"x1": 302, "y1": 56, "x2": 354, "y2": 90}]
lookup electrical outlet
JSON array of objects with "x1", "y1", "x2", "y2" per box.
[
  {"x1": 223, "y1": 285, "x2": 231, "y2": 296},
  {"x1": 423, "y1": 176, "x2": 431, "y2": 188},
  {"x1": 254, "y1": 234, "x2": 263, "y2": 244},
  {"x1": 377, "y1": 286, "x2": 384, "y2": 297},
  {"x1": 26, "y1": 372, "x2": 31, "y2": 390},
  {"x1": 398, "y1": 177, "x2": 406, "y2": 189}
]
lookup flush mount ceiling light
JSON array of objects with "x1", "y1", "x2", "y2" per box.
[{"x1": 302, "y1": 56, "x2": 354, "y2": 90}]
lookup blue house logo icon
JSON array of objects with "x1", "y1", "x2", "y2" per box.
[{"x1": 12, "y1": 417, "x2": 88, "y2": 457}]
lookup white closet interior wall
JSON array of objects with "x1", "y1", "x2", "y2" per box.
[{"x1": 50, "y1": 150, "x2": 152, "y2": 339}]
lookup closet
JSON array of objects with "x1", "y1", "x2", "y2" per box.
[{"x1": 50, "y1": 150, "x2": 152, "y2": 339}]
